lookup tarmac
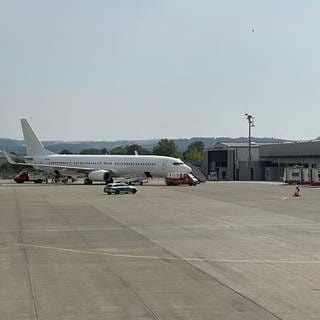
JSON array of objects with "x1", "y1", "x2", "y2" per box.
[{"x1": 1, "y1": 179, "x2": 320, "y2": 320}]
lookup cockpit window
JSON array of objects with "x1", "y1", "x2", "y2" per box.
[{"x1": 173, "y1": 162, "x2": 184, "y2": 165}]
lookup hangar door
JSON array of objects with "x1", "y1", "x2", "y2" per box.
[{"x1": 208, "y1": 150, "x2": 228, "y2": 180}]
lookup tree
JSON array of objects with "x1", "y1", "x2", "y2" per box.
[
  {"x1": 110, "y1": 146, "x2": 128, "y2": 155},
  {"x1": 152, "y1": 139, "x2": 181, "y2": 157},
  {"x1": 59, "y1": 149, "x2": 73, "y2": 154},
  {"x1": 126, "y1": 144, "x2": 150, "y2": 155},
  {"x1": 111, "y1": 144, "x2": 150, "y2": 155},
  {"x1": 80, "y1": 148, "x2": 104, "y2": 155},
  {"x1": 183, "y1": 141, "x2": 204, "y2": 163},
  {"x1": 0, "y1": 161, "x2": 33, "y2": 178}
]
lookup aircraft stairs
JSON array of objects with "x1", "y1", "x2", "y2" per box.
[{"x1": 187, "y1": 163, "x2": 207, "y2": 183}]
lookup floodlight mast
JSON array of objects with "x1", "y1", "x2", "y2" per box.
[{"x1": 245, "y1": 113, "x2": 255, "y2": 180}]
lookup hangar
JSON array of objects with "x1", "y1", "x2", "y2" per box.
[{"x1": 203, "y1": 140, "x2": 320, "y2": 181}]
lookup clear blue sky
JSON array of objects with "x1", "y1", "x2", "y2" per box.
[{"x1": 1, "y1": 0, "x2": 319, "y2": 141}]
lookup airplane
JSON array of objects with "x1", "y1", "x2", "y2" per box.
[{"x1": 4, "y1": 119, "x2": 192, "y2": 184}]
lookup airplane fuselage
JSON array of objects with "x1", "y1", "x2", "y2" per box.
[{"x1": 26, "y1": 154, "x2": 191, "y2": 179}]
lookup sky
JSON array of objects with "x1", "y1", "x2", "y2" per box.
[{"x1": 1, "y1": 0, "x2": 320, "y2": 141}]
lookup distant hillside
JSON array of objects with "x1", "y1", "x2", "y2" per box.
[
  {"x1": 0, "y1": 138, "x2": 26, "y2": 154},
  {"x1": 0, "y1": 137, "x2": 287, "y2": 155}
]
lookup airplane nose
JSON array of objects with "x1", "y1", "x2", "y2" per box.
[{"x1": 184, "y1": 164, "x2": 192, "y2": 173}]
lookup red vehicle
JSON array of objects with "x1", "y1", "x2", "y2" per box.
[
  {"x1": 14, "y1": 171, "x2": 43, "y2": 183},
  {"x1": 165, "y1": 172, "x2": 199, "y2": 186}
]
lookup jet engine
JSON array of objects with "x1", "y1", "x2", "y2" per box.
[{"x1": 88, "y1": 170, "x2": 111, "y2": 182}]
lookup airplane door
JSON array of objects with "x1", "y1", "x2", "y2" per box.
[{"x1": 162, "y1": 160, "x2": 166, "y2": 171}]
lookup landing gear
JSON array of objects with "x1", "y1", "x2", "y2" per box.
[
  {"x1": 105, "y1": 178, "x2": 113, "y2": 184},
  {"x1": 84, "y1": 178, "x2": 92, "y2": 185},
  {"x1": 61, "y1": 177, "x2": 68, "y2": 184}
]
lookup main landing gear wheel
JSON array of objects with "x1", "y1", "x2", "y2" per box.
[
  {"x1": 84, "y1": 178, "x2": 92, "y2": 185},
  {"x1": 105, "y1": 178, "x2": 114, "y2": 184}
]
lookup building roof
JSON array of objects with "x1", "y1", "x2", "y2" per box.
[
  {"x1": 260, "y1": 140, "x2": 320, "y2": 158},
  {"x1": 207, "y1": 141, "x2": 260, "y2": 151}
]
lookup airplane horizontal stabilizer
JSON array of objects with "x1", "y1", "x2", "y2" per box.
[{"x1": 3, "y1": 150, "x2": 26, "y2": 165}]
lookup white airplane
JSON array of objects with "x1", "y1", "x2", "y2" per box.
[{"x1": 4, "y1": 119, "x2": 192, "y2": 184}]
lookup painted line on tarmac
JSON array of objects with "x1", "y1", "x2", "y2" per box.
[
  {"x1": 3, "y1": 222, "x2": 320, "y2": 234},
  {"x1": 13, "y1": 243, "x2": 320, "y2": 264}
]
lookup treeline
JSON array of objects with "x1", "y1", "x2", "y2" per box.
[{"x1": 60, "y1": 139, "x2": 204, "y2": 162}]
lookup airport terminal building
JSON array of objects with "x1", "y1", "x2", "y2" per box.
[{"x1": 203, "y1": 140, "x2": 320, "y2": 181}]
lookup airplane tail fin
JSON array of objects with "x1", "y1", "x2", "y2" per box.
[{"x1": 20, "y1": 119, "x2": 55, "y2": 156}]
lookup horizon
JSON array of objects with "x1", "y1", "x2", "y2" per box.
[{"x1": 0, "y1": 135, "x2": 290, "y2": 144}]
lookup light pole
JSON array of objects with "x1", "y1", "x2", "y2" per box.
[{"x1": 245, "y1": 113, "x2": 255, "y2": 180}]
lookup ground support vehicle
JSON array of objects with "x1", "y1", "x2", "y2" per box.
[
  {"x1": 208, "y1": 171, "x2": 217, "y2": 181},
  {"x1": 283, "y1": 167, "x2": 309, "y2": 185},
  {"x1": 283, "y1": 167, "x2": 320, "y2": 186},
  {"x1": 104, "y1": 182, "x2": 138, "y2": 195},
  {"x1": 14, "y1": 171, "x2": 43, "y2": 183},
  {"x1": 165, "y1": 173, "x2": 199, "y2": 186},
  {"x1": 310, "y1": 169, "x2": 320, "y2": 185}
]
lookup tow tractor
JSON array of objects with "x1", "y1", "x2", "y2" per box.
[{"x1": 14, "y1": 171, "x2": 44, "y2": 183}]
